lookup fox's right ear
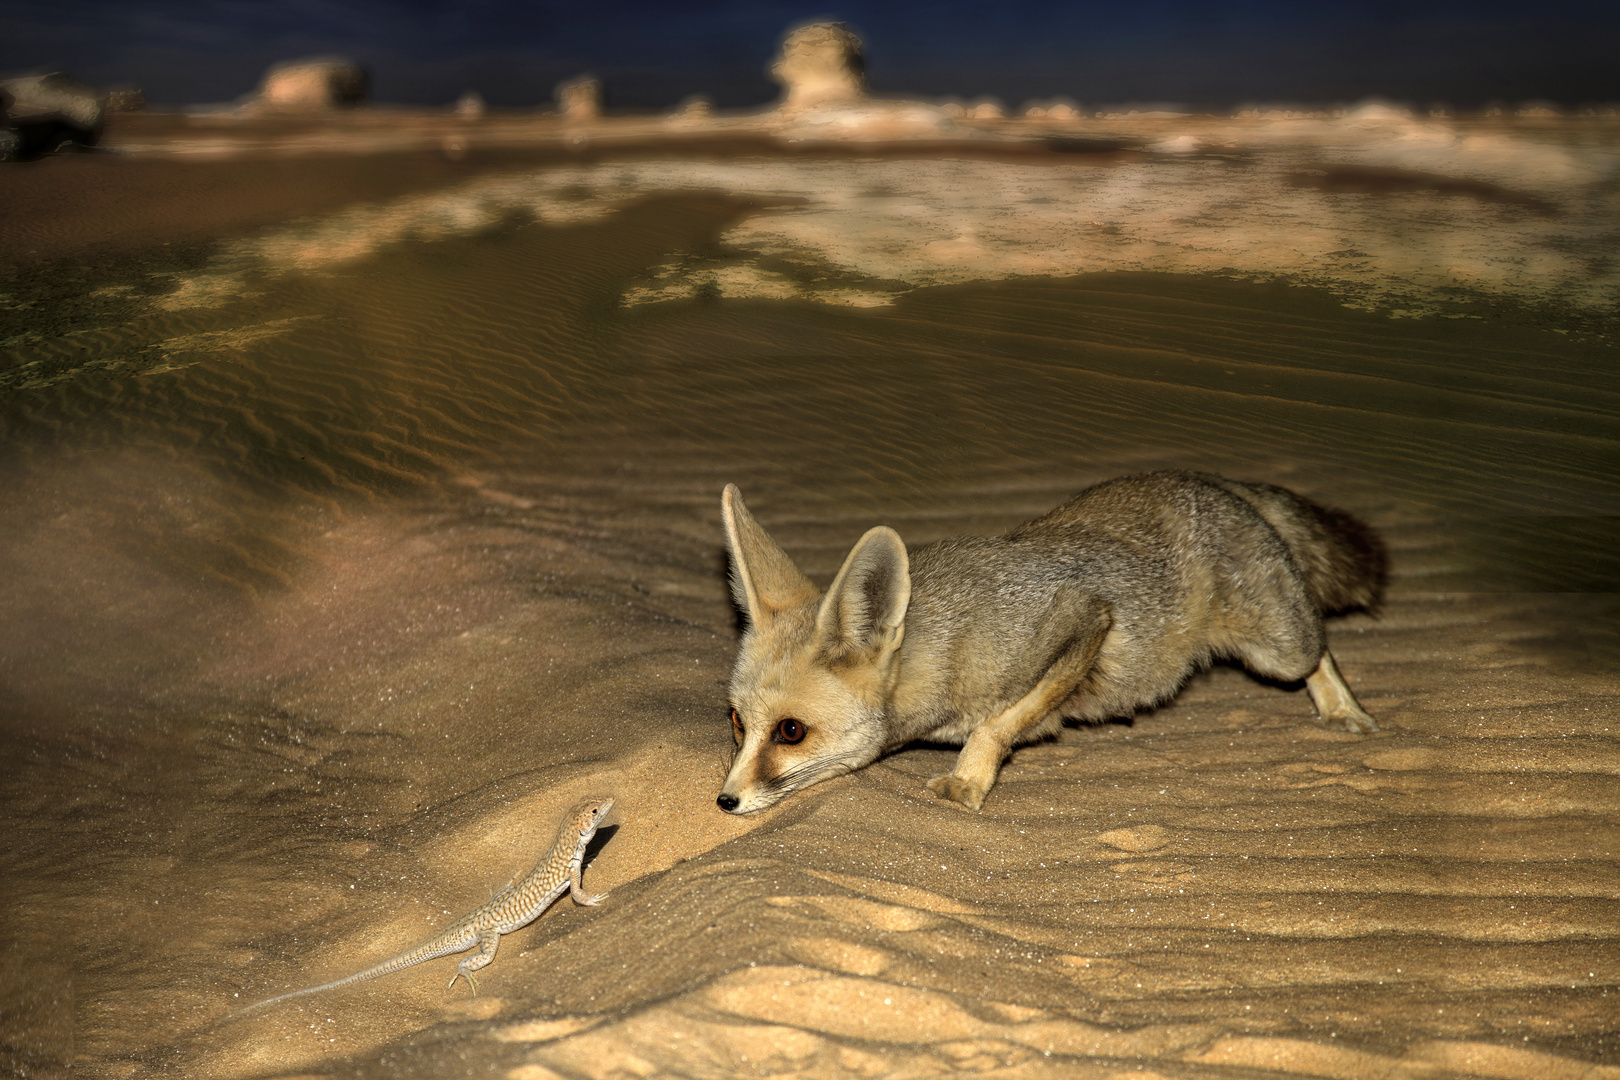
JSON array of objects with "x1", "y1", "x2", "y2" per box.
[
  {"x1": 814, "y1": 526, "x2": 910, "y2": 662},
  {"x1": 722, "y1": 485, "x2": 816, "y2": 629}
]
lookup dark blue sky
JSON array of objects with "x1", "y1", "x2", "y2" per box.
[{"x1": 4, "y1": 0, "x2": 1616, "y2": 111}]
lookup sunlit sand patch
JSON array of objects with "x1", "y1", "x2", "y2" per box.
[
  {"x1": 621, "y1": 260, "x2": 898, "y2": 307},
  {"x1": 156, "y1": 267, "x2": 260, "y2": 310},
  {"x1": 156, "y1": 173, "x2": 623, "y2": 313},
  {"x1": 149, "y1": 120, "x2": 1617, "y2": 322},
  {"x1": 801, "y1": 869, "x2": 984, "y2": 915},
  {"x1": 783, "y1": 936, "x2": 895, "y2": 976},
  {"x1": 504, "y1": 997, "x2": 1620, "y2": 1080},
  {"x1": 147, "y1": 316, "x2": 317, "y2": 373},
  {"x1": 1095, "y1": 824, "x2": 1172, "y2": 852},
  {"x1": 492, "y1": 1016, "x2": 603, "y2": 1043}
]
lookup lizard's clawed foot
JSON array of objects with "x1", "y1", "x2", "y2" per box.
[
  {"x1": 926, "y1": 773, "x2": 987, "y2": 811},
  {"x1": 572, "y1": 888, "x2": 610, "y2": 906},
  {"x1": 448, "y1": 970, "x2": 480, "y2": 996}
]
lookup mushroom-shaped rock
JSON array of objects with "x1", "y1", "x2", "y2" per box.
[
  {"x1": 258, "y1": 57, "x2": 369, "y2": 110},
  {"x1": 771, "y1": 21, "x2": 866, "y2": 112},
  {"x1": 555, "y1": 76, "x2": 602, "y2": 120}
]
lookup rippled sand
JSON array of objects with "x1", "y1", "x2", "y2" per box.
[{"x1": 1, "y1": 117, "x2": 1617, "y2": 1079}]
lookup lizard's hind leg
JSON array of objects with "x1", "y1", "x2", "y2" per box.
[{"x1": 448, "y1": 928, "x2": 501, "y2": 994}]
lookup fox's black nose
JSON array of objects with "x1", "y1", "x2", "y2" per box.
[{"x1": 716, "y1": 793, "x2": 740, "y2": 812}]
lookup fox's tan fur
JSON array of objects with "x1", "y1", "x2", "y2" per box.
[{"x1": 716, "y1": 471, "x2": 1387, "y2": 814}]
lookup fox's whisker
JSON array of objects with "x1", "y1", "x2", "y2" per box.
[{"x1": 764, "y1": 753, "x2": 864, "y2": 795}]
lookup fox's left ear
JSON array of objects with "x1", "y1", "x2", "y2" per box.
[{"x1": 815, "y1": 526, "x2": 910, "y2": 661}]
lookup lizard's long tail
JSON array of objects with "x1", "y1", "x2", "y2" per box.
[{"x1": 231, "y1": 932, "x2": 476, "y2": 1016}]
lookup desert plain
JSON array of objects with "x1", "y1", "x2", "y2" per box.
[{"x1": 1, "y1": 103, "x2": 1618, "y2": 1079}]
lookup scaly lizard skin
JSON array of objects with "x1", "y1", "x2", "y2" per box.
[{"x1": 237, "y1": 796, "x2": 614, "y2": 1013}]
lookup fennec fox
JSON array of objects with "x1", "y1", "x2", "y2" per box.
[{"x1": 716, "y1": 471, "x2": 1386, "y2": 814}]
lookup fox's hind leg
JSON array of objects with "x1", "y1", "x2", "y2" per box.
[
  {"x1": 928, "y1": 596, "x2": 1111, "y2": 811},
  {"x1": 1305, "y1": 650, "x2": 1378, "y2": 733},
  {"x1": 1221, "y1": 566, "x2": 1379, "y2": 735},
  {"x1": 1232, "y1": 626, "x2": 1378, "y2": 734}
]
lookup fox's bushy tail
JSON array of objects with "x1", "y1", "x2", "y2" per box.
[{"x1": 1215, "y1": 478, "x2": 1387, "y2": 615}]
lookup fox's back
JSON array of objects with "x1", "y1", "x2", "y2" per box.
[{"x1": 900, "y1": 471, "x2": 1382, "y2": 726}]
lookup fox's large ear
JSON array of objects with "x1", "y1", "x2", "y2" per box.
[
  {"x1": 723, "y1": 485, "x2": 816, "y2": 629},
  {"x1": 814, "y1": 526, "x2": 910, "y2": 661}
]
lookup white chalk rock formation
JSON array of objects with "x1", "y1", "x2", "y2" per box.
[
  {"x1": 1, "y1": 72, "x2": 104, "y2": 130},
  {"x1": 1342, "y1": 100, "x2": 1412, "y2": 124},
  {"x1": 0, "y1": 72, "x2": 105, "y2": 157},
  {"x1": 777, "y1": 101, "x2": 957, "y2": 142},
  {"x1": 258, "y1": 57, "x2": 368, "y2": 110},
  {"x1": 556, "y1": 76, "x2": 602, "y2": 120},
  {"x1": 771, "y1": 22, "x2": 866, "y2": 112},
  {"x1": 766, "y1": 21, "x2": 956, "y2": 141},
  {"x1": 104, "y1": 86, "x2": 146, "y2": 113},
  {"x1": 665, "y1": 94, "x2": 713, "y2": 127},
  {"x1": 1020, "y1": 99, "x2": 1081, "y2": 121},
  {"x1": 454, "y1": 91, "x2": 486, "y2": 118}
]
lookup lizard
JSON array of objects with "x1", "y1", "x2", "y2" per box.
[{"x1": 235, "y1": 795, "x2": 614, "y2": 1014}]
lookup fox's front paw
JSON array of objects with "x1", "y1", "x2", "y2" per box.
[
  {"x1": 927, "y1": 773, "x2": 987, "y2": 811},
  {"x1": 1322, "y1": 704, "x2": 1380, "y2": 735}
]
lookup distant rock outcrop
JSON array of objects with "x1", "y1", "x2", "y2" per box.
[
  {"x1": 771, "y1": 22, "x2": 866, "y2": 112},
  {"x1": 0, "y1": 72, "x2": 104, "y2": 159},
  {"x1": 257, "y1": 57, "x2": 369, "y2": 111},
  {"x1": 104, "y1": 86, "x2": 146, "y2": 113},
  {"x1": 454, "y1": 91, "x2": 486, "y2": 119},
  {"x1": 555, "y1": 76, "x2": 602, "y2": 120},
  {"x1": 676, "y1": 94, "x2": 712, "y2": 118},
  {"x1": 1020, "y1": 99, "x2": 1081, "y2": 121}
]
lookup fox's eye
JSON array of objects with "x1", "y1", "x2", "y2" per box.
[{"x1": 775, "y1": 717, "x2": 806, "y2": 744}]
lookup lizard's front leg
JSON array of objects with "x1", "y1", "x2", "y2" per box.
[
  {"x1": 448, "y1": 928, "x2": 500, "y2": 994},
  {"x1": 571, "y1": 862, "x2": 608, "y2": 906}
]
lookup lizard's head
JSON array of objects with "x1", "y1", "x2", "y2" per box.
[{"x1": 571, "y1": 796, "x2": 615, "y2": 839}]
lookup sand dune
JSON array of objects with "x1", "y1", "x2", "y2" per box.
[{"x1": 0, "y1": 125, "x2": 1616, "y2": 1079}]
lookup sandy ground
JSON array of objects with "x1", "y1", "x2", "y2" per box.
[{"x1": 1, "y1": 117, "x2": 1617, "y2": 1079}]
